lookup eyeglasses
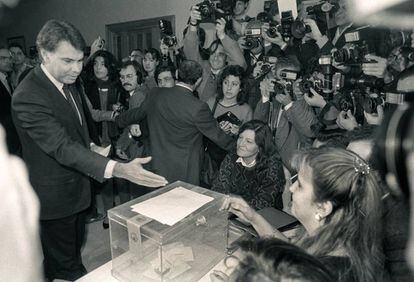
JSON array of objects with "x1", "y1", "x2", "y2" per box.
[
  {"x1": 120, "y1": 74, "x2": 136, "y2": 80},
  {"x1": 0, "y1": 56, "x2": 12, "y2": 61}
]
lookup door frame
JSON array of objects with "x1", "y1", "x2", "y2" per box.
[{"x1": 106, "y1": 15, "x2": 175, "y2": 61}]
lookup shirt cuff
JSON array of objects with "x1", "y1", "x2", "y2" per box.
[
  {"x1": 284, "y1": 102, "x2": 293, "y2": 111},
  {"x1": 262, "y1": 96, "x2": 270, "y2": 103},
  {"x1": 104, "y1": 160, "x2": 117, "y2": 179}
]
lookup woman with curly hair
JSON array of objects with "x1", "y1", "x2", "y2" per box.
[{"x1": 222, "y1": 147, "x2": 384, "y2": 281}]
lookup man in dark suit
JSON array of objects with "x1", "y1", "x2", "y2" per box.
[
  {"x1": 0, "y1": 47, "x2": 20, "y2": 155},
  {"x1": 117, "y1": 60, "x2": 235, "y2": 185},
  {"x1": 11, "y1": 20, "x2": 167, "y2": 281}
]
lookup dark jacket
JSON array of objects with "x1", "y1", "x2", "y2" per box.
[
  {"x1": 116, "y1": 84, "x2": 235, "y2": 185},
  {"x1": 11, "y1": 66, "x2": 109, "y2": 220}
]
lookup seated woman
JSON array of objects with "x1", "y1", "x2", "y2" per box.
[
  {"x1": 222, "y1": 147, "x2": 384, "y2": 282},
  {"x1": 210, "y1": 238, "x2": 335, "y2": 282},
  {"x1": 212, "y1": 120, "x2": 285, "y2": 210},
  {"x1": 203, "y1": 65, "x2": 253, "y2": 186}
]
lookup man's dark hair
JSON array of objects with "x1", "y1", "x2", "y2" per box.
[
  {"x1": 36, "y1": 19, "x2": 86, "y2": 54},
  {"x1": 235, "y1": 238, "x2": 334, "y2": 282},
  {"x1": 84, "y1": 50, "x2": 120, "y2": 83},
  {"x1": 177, "y1": 60, "x2": 203, "y2": 85},
  {"x1": 154, "y1": 64, "x2": 176, "y2": 84},
  {"x1": 120, "y1": 60, "x2": 144, "y2": 85},
  {"x1": 8, "y1": 43, "x2": 25, "y2": 55}
]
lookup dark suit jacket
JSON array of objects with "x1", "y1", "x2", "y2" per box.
[
  {"x1": 0, "y1": 78, "x2": 20, "y2": 155},
  {"x1": 117, "y1": 85, "x2": 234, "y2": 185},
  {"x1": 11, "y1": 66, "x2": 109, "y2": 220}
]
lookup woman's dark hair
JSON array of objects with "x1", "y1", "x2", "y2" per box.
[
  {"x1": 84, "y1": 50, "x2": 119, "y2": 83},
  {"x1": 119, "y1": 60, "x2": 144, "y2": 85},
  {"x1": 293, "y1": 147, "x2": 384, "y2": 282},
  {"x1": 144, "y1": 48, "x2": 161, "y2": 62},
  {"x1": 238, "y1": 120, "x2": 276, "y2": 162},
  {"x1": 233, "y1": 238, "x2": 334, "y2": 282},
  {"x1": 217, "y1": 65, "x2": 248, "y2": 105}
]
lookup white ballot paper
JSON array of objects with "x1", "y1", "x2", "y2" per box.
[{"x1": 131, "y1": 187, "x2": 214, "y2": 226}]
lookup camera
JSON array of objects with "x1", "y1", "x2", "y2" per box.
[
  {"x1": 319, "y1": 55, "x2": 334, "y2": 95},
  {"x1": 362, "y1": 93, "x2": 384, "y2": 114},
  {"x1": 244, "y1": 22, "x2": 262, "y2": 50},
  {"x1": 345, "y1": 76, "x2": 385, "y2": 89},
  {"x1": 291, "y1": 20, "x2": 312, "y2": 39},
  {"x1": 196, "y1": 0, "x2": 233, "y2": 23},
  {"x1": 264, "y1": 0, "x2": 278, "y2": 16},
  {"x1": 277, "y1": 11, "x2": 294, "y2": 41},
  {"x1": 332, "y1": 28, "x2": 374, "y2": 65},
  {"x1": 299, "y1": 79, "x2": 322, "y2": 95},
  {"x1": 159, "y1": 20, "x2": 177, "y2": 48},
  {"x1": 306, "y1": 1, "x2": 339, "y2": 15},
  {"x1": 333, "y1": 43, "x2": 369, "y2": 65},
  {"x1": 389, "y1": 30, "x2": 412, "y2": 49},
  {"x1": 264, "y1": 22, "x2": 280, "y2": 38}
]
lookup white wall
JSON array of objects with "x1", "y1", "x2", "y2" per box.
[{"x1": 0, "y1": 0, "x2": 266, "y2": 50}]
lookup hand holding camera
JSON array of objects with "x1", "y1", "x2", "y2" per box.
[
  {"x1": 364, "y1": 105, "x2": 384, "y2": 125},
  {"x1": 261, "y1": 24, "x2": 285, "y2": 47},
  {"x1": 190, "y1": 5, "x2": 202, "y2": 26},
  {"x1": 215, "y1": 18, "x2": 227, "y2": 39},
  {"x1": 302, "y1": 18, "x2": 323, "y2": 42},
  {"x1": 259, "y1": 78, "x2": 273, "y2": 101},
  {"x1": 90, "y1": 36, "x2": 105, "y2": 55},
  {"x1": 304, "y1": 88, "x2": 327, "y2": 108},
  {"x1": 362, "y1": 54, "x2": 387, "y2": 78}
]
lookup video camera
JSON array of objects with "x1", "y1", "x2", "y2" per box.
[
  {"x1": 159, "y1": 20, "x2": 177, "y2": 48},
  {"x1": 196, "y1": 0, "x2": 234, "y2": 23}
]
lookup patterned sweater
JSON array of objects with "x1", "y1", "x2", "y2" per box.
[{"x1": 212, "y1": 152, "x2": 285, "y2": 210}]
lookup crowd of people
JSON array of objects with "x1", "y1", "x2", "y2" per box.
[{"x1": 1, "y1": 0, "x2": 414, "y2": 281}]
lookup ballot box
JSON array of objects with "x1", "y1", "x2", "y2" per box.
[{"x1": 108, "y1": 181, "x2": 230, "y2": 282}]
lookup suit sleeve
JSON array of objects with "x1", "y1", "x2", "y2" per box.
[
  {"x1": 115, "y1": 94, "x2": 149, "y2": 129},
  {"x1": 221, "y1": 34, "x2": 247, "y2": 70},
  {"x1": 194, "y1": 102, "x2": 235, "y2": 151},
  {"x1": 12, "y1": 91, "x2": 109, "y2": 182},
  {"x1": 284, "y1": 100, "x2": 317, "y2": 138},
  {"x1": 183, "y1": 28, "x2": 203, "y2": 64}
]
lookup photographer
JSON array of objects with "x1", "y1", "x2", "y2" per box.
[
  {"x1": 254, "y1": 56, "x2": 317, "y2": 171},
  {"x1": 183, "y1": 4, "x2": 246, "y2": 102}
]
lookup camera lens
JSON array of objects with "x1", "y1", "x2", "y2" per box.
[
  {"x1": 291, "y1": 20, "x2": 311, "y2": 39},
  {"x1": 333, "y1": 49, "x2": 350, "y2": 64}
]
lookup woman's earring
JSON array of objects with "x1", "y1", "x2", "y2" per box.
[{"x1": 315, "y1": 214, "x2": 322, "y2": 221}]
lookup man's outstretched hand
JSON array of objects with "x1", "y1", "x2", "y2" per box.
[{"x1": 113, "y1": 157, "x2": 168, "y2": 187}]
